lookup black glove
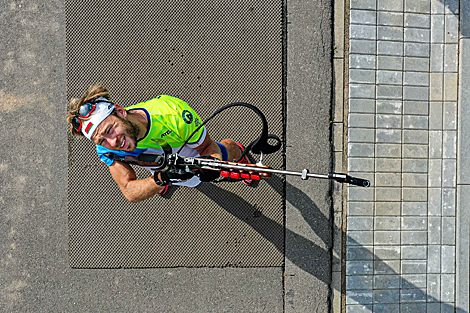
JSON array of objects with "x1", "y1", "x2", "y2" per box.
[
  {"x1": 154, "y1": 168, "x2": 195, "y2": 186},
  {"x1": 197, "y1": 156, "x2": 222, "y2": 182}
]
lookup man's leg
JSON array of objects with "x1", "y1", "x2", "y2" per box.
[{"x1": 219, "y1": 139, "x2": 243, "y2": 162}]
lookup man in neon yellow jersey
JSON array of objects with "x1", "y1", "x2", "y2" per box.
[{"x1": 67, "y1": 83, "x2": 251, "y2": 202}]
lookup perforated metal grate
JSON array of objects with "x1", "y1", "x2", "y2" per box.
[{"x1": 66, "y1": 0, "x2": 284, "y2": 268}]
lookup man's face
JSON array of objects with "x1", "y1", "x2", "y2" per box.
[{"x1": 91, "y1": 113, "x2": 139, "y2": 151}]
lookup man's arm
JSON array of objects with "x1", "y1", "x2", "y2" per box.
[{"x1": 108, "y1": 160, "x2": 164, "y2": 203}]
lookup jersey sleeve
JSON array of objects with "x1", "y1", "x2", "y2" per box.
[{"x1": 158, "y1": 95, "x2": 206, "y2": 148}]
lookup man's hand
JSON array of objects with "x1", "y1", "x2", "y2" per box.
[
  {"x1": 154, "y1": 168, "x2": 196, "y2": 186},
  {"x1": 196, "y1": 155, "x2": 221, "y2": 182}
]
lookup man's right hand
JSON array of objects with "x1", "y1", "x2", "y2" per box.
[{"x1": 154, "y1": 169, "x2": 195, "y2": 186}]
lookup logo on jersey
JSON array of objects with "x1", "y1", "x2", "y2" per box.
[
  {"x1": 182, "y1": 110, "x2": 193, "y2": 124},
  {"x1": 161, "y1": 130, "x2": 172, "y2": 138}
]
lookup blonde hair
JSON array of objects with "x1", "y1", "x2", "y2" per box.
[{"x1": 66, "y1": 83, "x2": 111, "y2": 136}]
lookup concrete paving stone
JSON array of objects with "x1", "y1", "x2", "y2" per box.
[
  {"x1": 429, "y1": 131, "x2": 443, "y2": 158},
  {"x1": 334, "y1": 0, "x2": 345, "y2": 55},
  {"x1": 401, "y1": 303, "x2": 427, "y2": 313},
  {"x1": 377, "y1": 41, "x2": 404, "y2": 56},
  {"x1": 402, "y1": 202, "x2": 428, "y2": 216},
  {"x1": 445, "y1": 14, "x2": 459, "y2": 43},
  {"x1": 461, "y1": 0, "x2": 470, "y2": 37},
  {"x1": 427, "y1": 303, "x2": 441, "y2": 312},
  {"x1": 441, "y1": 217, "x2": 456, "y2": 244},
  {"x1": 349, "y1": 142, "x2": 375, "y2": 157},
  {"x1": 430, "y1": 44, "x2": 445, "y2": 71},
  {"x1": 458, "y1": 39, "x2": 470, "y2": 184},
  {"x1": 375, "y1": 259, "x2": 402, "y2": 274},
  {"x1": 348, "y1": 202, "x2": 375, "y2": 215},
  {"x1": 402, "y1": 187, "x2": 428, "y2": 201},
  {"x1": 376, "y1": 100, "x2": 403, "y2": 114},
  {"x1": 334, "y1": 123, "x2": 344, "y2": 151},
  {"x1": 401, "y1": 216, "x2": 428, "y2": 230},
  {"x1": 430, "y1": 0, "x2": 445, "y2": 14},
  {"x1": 401, "y1": 230, "x2": 428, "y2": 244},
  {"x1": 347, "y1": 231, "x2": 374, "y2": 246},
  {"x1": 376, "y1": 143, "x2": 401, "y2": 157},
  {"x1": 405, "y1": 27, "x2": 430, "y2": 43},
  {"x1": 441, "y1": 303, "x2": 457, "y2": 313},
  {"x1": 428, "y1": 188, "x2": 442, "y2": 215},
  {"x1": 377, "y1": 0, "x2": 403, "y2": 12},
  {"x1": 375, "y1": 231, "x2": 401, "y2": 245},
  {"x1": 403, "y1": 115, "x2": 428, "y2": 129},
  {"x1": 403, "y1": 100, "x2": 429, "y2": 115},
  {"x1": 442, "y1": 158, "x2": 456, "y2": 187},
  {"x1": 403, "y1": 86, "x2": 429, "y2": 101},
  {"x1": 377, "y1": 114, "x2": 402, "y2": 128},
  {"x1": 349, "y1": 127, "x2": 375, "y2": 142},
  {"x1": 440, "y1": 274, "x2": 455, "y2": 302},
  {"x1": 404, "y1": 72, "x2": 429, "y2": 87},
  {"x1": 375, "y1": 202, "x2": 401, "y2": 216},
  {"x1": 402, "y1": 245, "x2": 428, "y2": 259},
  {"x1": 401, "y1": 260, "x2": 427, "y2": 274},
  {"x1": 400, "y1": 288, "x2": 427, "y2": 302},
  {"x1": 444, "y1": 72, "x2": 458, "y2": 101},
  {"x1": 376, "y1": 187, "x2": 402, "y2": 201},
  {"x1": 350, "y1": 9, "x2": 377, "y2": 25},
  {"x1": 374, "y1": 275, "x2": 401, "y2": 289},
  {"x1": 430, "y1": 73, "x2": 444, "y2": 101},
  {"x1": 401, "y1": 274, "x2": 427, "y2": 288},
  {"x1": 350, "y1": 68, "x2": 376, "y2": 83},
  {"x1": 349, "y1": 98, "x2": 376, "y2": 113},
  {"x1": 350, "y1": 54, "x2": 377, "y2": 69},
  {"x1": 378, "y1": 55, "x2": 403, "y2": 70},
  {"x1": 442, "y1": 131, "x2": 457, "y2": 158},
  {"x1": 404, "y1": 57, "x2": 430, "y2": 72},
  {"x1": 442, "y1": 188, "x2": 456, "y2": 216},
  {"x1": 441, "y1": 245, "x2": 456, "y2": 273},
  {"x1": 350, "y1": 0, "x2": 376, "y2": 10},
  {"x1": 377, "y1": 70, "x2": 403, "y2": 85},
  {"x1": 444, "y1": 0, "x2": 459, "y2": 14},
  {"x1": 428, "y1": 217, "x2": 442, "y2": 244},
  {"x1": 403, "y1": 144, "x2": 428, "y2": 159},
  {"x1": 346, "y1": 260, "x2": 375, "y2": 275},
  {"x1": 405, "y1": 13, "x2": 431, "y2": 28},
  {"x1": 349, "y1": 157, "x2": 375, "y2": 171},
  {"x1": 346, "y1": 290, "x2": 374, "y2": 305},
  {"x1": 376, "y1": 173, "x2": 402, "y2": 187},
  {"x1": 444, "y1": 44, "x2": 458, "y2": 72},
  {"x1": 405, "y1": 42, "x2": 430, "y2": 57},
  {"x1": 377, "y1": 85, "x2": 403, "y2": 99},
  {"x1": 374, "y1": 246, "x2": 401, "y2": 259},
  {"x1": 350, "y1": 24, "x2": 377, "y2": 40},
  {"x1": 350, "y1": 172, "x2": 375, "y2": 185},
  {"x1": 349, "y1": 185, "x2": 375, "y2": 201},
  {"x1": 404, "y1": 0, "x2": 430, "y2": 13},
  {"x1": 378, "y1": 11, "x2": 404, "y2": 26},
  {"x1": 376, "y1": 158, "x2": 402, "y2": 172},
  {"x1": 347, "y1": 246, "x2": 375, "y2": 260},
  {"x1": 348, "y1": 216, "x2": 374, "y2": 230},
  {"x1": 428, "y1": 247, "x2": 441, "y2": 273},
  {"x1": 350, "y1": 83, "x2": 376, "y2": 98},
  {"x1": 346, "y1": 304, "x2": 374, "y2": 312},
  {"x1": 374, "y1": 289, "x2": 400, "y2": 304},
  {"x1": 347, "y1": 275, "x2": 374, "y2": 290},
  {"x1": 403, "y1": 173, "x2": 428, "y2": 187},
  {"x1": 403, "y1": 129, "x2": 429, "y2": 144},
  {"x1": 428, "y1": 159, "x2": 442, "y2": 187},
  {"x1": 378, "y1": 26, "x2": 404, "y2": 41},
  {"x1": 443, "y1": 102, "x2": 457, "y2": 130},
  {"x1": 350, "y1": 39, "x2": 377, "y2": 54},
  {"x1": 431, "y1": 15, "x2": 445, "y2": 43},
  {"x1": 427, "y1": 274, "x2": 440, "y2": 301},
  {"x1": 376, "y1": 129, "x2": 402, "y2": 143},
  {"x1": 375, "y1": 216, "x2": 401, "y2": 230},
  {"x1": 429, "y1": 102, "x2": 443, "y2": 129},
  {"x1": 456, "y1": 185, "x2": 470, "y2": 310},
  {"x1": 374, "y1": 304, "x2": 400, "y2": 313},
  {"x1": 403, "y1": 158, "x2": 428, "y2": 173}
]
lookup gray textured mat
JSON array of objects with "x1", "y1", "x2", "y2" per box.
[{"x1": 66, "y1": 0, "x2": 284, "y2": 268}]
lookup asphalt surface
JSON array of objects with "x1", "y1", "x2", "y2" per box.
[{"x1": 0, "y1": 0, "x2": 333, "y2": 312}]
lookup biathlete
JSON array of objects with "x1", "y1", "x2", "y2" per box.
[{"x1": 67, "y1": 83, "x2": 252, "y2": 202}]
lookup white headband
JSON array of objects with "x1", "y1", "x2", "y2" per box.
[{"x1": 80, "y1": 97, "x2": 115, "y2": 140}]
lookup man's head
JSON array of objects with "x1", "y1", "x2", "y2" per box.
[{"x1": 67, "y1": 83, "x2": 139, "y2": 151}]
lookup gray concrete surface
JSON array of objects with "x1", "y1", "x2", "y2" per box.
[{"x1": 0, "y1": 0, "x2": 334, "y2": 312}]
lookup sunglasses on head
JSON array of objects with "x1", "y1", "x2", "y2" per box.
[{"x1": 72, "y1": 99, "x2": 113, "y2": 132}]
